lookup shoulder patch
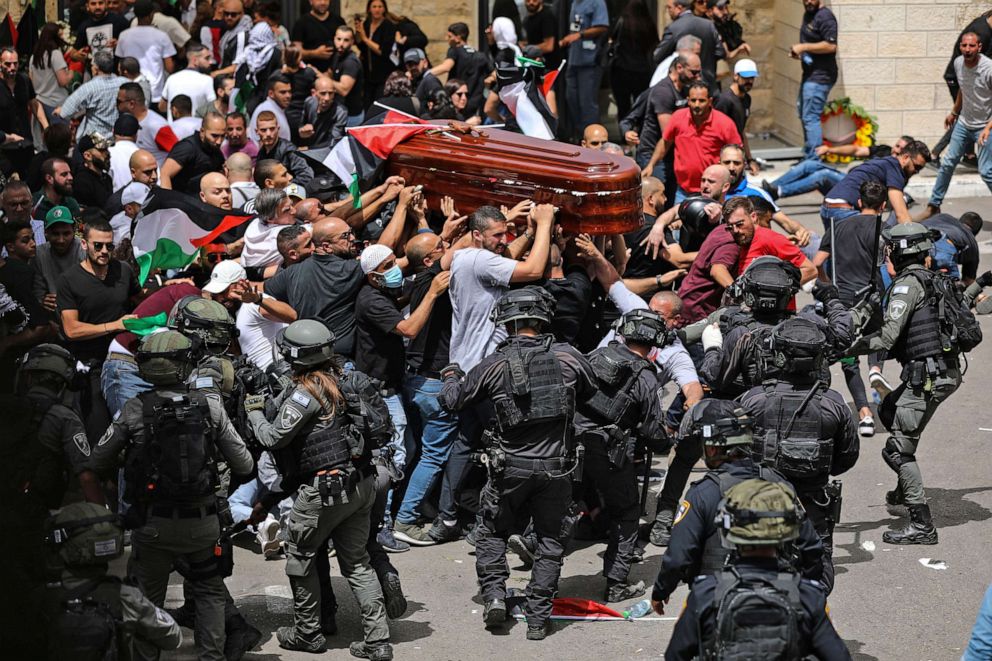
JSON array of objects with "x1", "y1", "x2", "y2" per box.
[
  {"x1": 154, "y1": 606, "x2": 176, "y2": 626},
  {"x1": 279, "y1": 404, "x2": 304, "y2": 429},
  {"x1": 194, "y1": 377, "x2": 215, "y2": 390},
  {"x1": 291, "y1": 391, "x2": 312, "y2": 407},
  {"x1": 892, "y1": 285, "x2": 910, "y2": 295},
  {"x1": 673, "y1": 499, "x2": 691, "y2": 525},
  {"x1": 888, "y1": 299, "x2": 908, "y2": 320},
  {"x1": 97, "y1": 426, "x2": 114, "y2": 447},
  {"x1": 72, "y1": 432, "x2": 91, "y2": 457}
]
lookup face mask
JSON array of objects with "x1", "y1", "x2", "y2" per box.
[{"x1": 381, "y1": 265, "x2": 404, "y2": 289}]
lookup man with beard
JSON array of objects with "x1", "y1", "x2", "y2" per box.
[
  {"x1": 32, "y1": 158, "x2": 81, "y2": 225},
  {"x1": 217, "y1": 0, "x2": 253, "y2": 73},
  {"x1": 715, "y1": 59, "x2": 759, "y2": 172},
  {"x1": 73, "y1": 133, "x2": 115, "y2": 210},
  {"x1": 249, "y1": 75, "x2": 292, "y2": 144},
  {"x1": 328, "y1": 26, "x2": 364, "y2": 126},
  {"x1": 290, "y1": 0, "x2": 344, "y2": 74},
  {"x1": 160, "y1": 42, "x2": 216, "y2": 121},
  {"x1": 159, "y1": 112, "x2": 227, "y2": 193},
  {"x1": 255, "y1": 111, "x2": 314, "y2": 188},
  {"x1": 222, "y1": 111, "x2": 259, "y2": 163},
  {"x1": 406, "y1": 48, "x2": 441, "y2": 108},
  {"x1": 74, "y1": 0, "x2": 130, "y2": 55},
  {"x1": 636, "y1": 54, "x2": 699, "y2": 181},
  {"x1": 32, "y1": 207, "x2": 85, "y2": 314},
  {"x1": 299, "y1": 76, "x2": 348, "y2": 149},
  {"x1": 201, "y1": 75, "x2": 234, "y2": 117},
  {"x1": 0, "y1": 48, "x2": 35, "y2": 179},
  {"x1": 116, "y1": 83, "x2": 178, "y2": 168}
]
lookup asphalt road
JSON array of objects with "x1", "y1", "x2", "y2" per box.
[{"x1": 155, "y1": 191, "x2": 992, "y2": 660}]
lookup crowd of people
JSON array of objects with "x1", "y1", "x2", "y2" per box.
[{"x1": 3, "y1": 0, "x2": 992, "y2": 660}]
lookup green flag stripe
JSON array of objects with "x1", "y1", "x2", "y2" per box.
[{"x1": 135, "y1": 238, "x2": 199, "y2": 285}]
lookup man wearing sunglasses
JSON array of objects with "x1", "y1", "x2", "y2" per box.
[{"x1": 635, "y1": 53, "x2": 700, "y2": 185}]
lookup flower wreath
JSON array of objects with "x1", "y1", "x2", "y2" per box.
[{"x1": 821, "y1": 97, "x2": 879, "y2": 164}]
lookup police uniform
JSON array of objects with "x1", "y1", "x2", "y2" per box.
[{"x1": 440, "y1": 332, "x2": 597, "y2": 635}]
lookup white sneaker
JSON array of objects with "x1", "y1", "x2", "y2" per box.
[
  {"x1": 256, "y1": 516, "x2": 282, "y2": 559},
  {"x1": 869, "y1": 371, "x2": 893, "y2": 399},
  {"x1": 858, "y1": 416, "x2": 875, "y2": 437}
]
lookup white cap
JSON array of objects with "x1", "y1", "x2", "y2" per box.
[
  {"x1": 121, "y1": 181, "x2": 150, "y2": 207},
  {"x1": 734, "y1": 59, "x2": 759, "y2": 78},
  {"x1": 284, "y1": 183, "x2": 307, "y2": 200},
  {"x1": 360, "y1": 244, "x2": 394, "y2": 275},
  {"x1": 202, "y1": 259, "x2": 247, "y2": 294}
]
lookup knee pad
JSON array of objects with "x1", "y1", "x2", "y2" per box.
[{"x1": 881, "y1": 438, "x2": 915, "y2": 472}]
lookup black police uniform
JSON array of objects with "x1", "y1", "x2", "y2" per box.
[
  {"x1": 440, "y1": 334, "x2": 596, "y2": 629},
  {"x1": 740, "y1": 379, "x2": 859, "y2": 594},
  {"x1": 665, "y1": 558, "x2": 852, "y2": 661},
  {"x1": 574, "y1": 341, "x2": 668, "y2": 589},
  {"x1": 652, "y1": 459, "x2": 825, "y2": 603}
]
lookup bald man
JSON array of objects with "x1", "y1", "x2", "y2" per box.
[
  {"x1": 225, "y1": 151, "x2": 259, "y2": 210},
  {"x1": 300, "y1": 76, "x2": 348, "y2": 149},
  {"x1": 159, "y1": 112, "x2": 227, "y2": 193},
  {"x1": 581, "y1": 124, "x2": 609, "y2": 150},
  {"x1": 199, "y1": 172, "x2": 233, "y2": 210},
  {"x1": 293, "y1": 198, "x2": 323, "y2": 223},
  {"x1": 102, "y1": 150, "x2": 160, "y2": 216}
]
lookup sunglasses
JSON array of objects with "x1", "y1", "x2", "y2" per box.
[
  {"x1": 91, "y1": 241, "x2": 115, "y2": 252},
  {"x1": 332, "y1": 230, "x2": 355, "y2": 241},
  {"x1": 223, "y1": 11, "x2": 242, "y2": 16},
  {"x1": 452, "y1": 91, "x2": 468, "y2": 97}
]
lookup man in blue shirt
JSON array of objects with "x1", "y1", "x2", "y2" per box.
[{"x1": 559, "y1": 0, "x2": 608, "y2": 138}]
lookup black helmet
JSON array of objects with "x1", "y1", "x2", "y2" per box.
[
  {"x1": 491, "y1": 286, "x2": 556, "y2": 327},
  {"x1": 678, "y1": 196, "x2": 719, "y2": 235},
  {"x1": 737, "y1": 256, "x2": 801, "y2": 314},
  {"x1": 680, "y1": 399, "x2": 753, "y2": 448},
  {"x1": 719, "y1": 479, "x2": 803, "y2": 547},
  {"x1": 15, "y1": 343, "x2": 78, "y2": 395},
  {"x1": 615, "y1": 309, "x2": 675, "y2": 348},
  {"x1": 276, "y1": 319, "x2": 336, "y2": 371},
  {"x1": 47, "y1": 502, "x2": 124, "y2": 566},
  {"x1": 136, "y1": 330, "x2": 199, "y2": 385},
  {"x1": 767, "y1": 317, "x2": 826, "y2": 375},
  {"x1": 168, "y1": 296, "x2": 238, "y2": 356}
]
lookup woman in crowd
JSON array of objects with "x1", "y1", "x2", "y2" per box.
[
  {"x1": 444, "y1": 78, "x2": 481, "y2": 126},
  {"x1": 370, "y1": 70, "x2": 420, "y2": 119},
  {"x1": 281, "y1": 45, "x2": 317, "y2": 143},
  {"x1": 609, "y1": 0, "x2": 659, "y2": 120},
  {"x1": 29, "y1": 22, "x2": 73, "y2": 143},
  {"x1": 356, "y1": 0, "x2": 398, "y2": 110}
]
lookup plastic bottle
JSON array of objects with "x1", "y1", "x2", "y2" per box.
[{"x1": 623, "y1": 599, "x2": 653, "y2": 619}]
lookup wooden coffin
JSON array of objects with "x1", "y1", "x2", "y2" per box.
[{"x1": 385, "y1": 126, "x2": 642, "y2": 235}]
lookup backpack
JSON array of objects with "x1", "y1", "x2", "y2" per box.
[
  {"x1": 46, "y1": 578, "x2": 123, "y2": 661},
  {"x1": 906, "y1": 269, "x2": 983, "y2": 353},
  {"x1": 711, "y1": 569, "x2": 803, "y2": 661}
]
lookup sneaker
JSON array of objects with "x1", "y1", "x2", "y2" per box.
[
  {"x1": 605, "y1": 580, "x2": 646, "y2": 603},
  {"x1": 483, "y1": 598, "x2": 507, "y2": 628},
  {"x1": 257, "y1": 516, "x2": 282, "y2": 559},
  {"x1": 869, "y1": 370, "x2": 893, "y2": 399},
  {"x1": 858, "y1": 416, "x2": 875, "y2": 437},
  {"x1": 526, "y1": 620, "x2": 553, "y2": 641},
  {"x1": 349, "y1": 641, "x2": 394, "y2": 660},
  {"x1": 381, "y1": 572, "x2": 408, "y2": 619},
  {"x1": 760, "y1": 178, "x2": 779, "y2": 201},
  {"x1": 507, "y1": 534, "x2": 536, "y2": 570},
  {"x1": 377, "y1": 527, "x2": 410, "y2": 553},
  {"x1": 276, "y1": 626, "x2": 325, "y2": 653},
  {"x1": 428, "y1": 518, "x2": 464, "y2": 544},
  {"x1": 393, "y1": 521, "x2": 436, "y2": 546}
]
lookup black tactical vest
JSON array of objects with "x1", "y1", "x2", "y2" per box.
[
  {"x1": 493, "y1": 336, "x2": 575, "y2": 445},
  {"x1": 582, "y1": 342, "x2": 650, "y2": 431},
  {"x1": 710, "y1": 569, "x2": 803, "y2": 660},
  {"x1": 756, "y1": 384, "x2": 832, "y2": 486},
  {"x1": 44, "y1": 577, "x2": 123, "y2": 661},
  {"x1": 298, "y1": 411, "x2": 355, "y2": 477},
  {"x1": 890, "y1": 269, "x2": 944, "y2": 363}
]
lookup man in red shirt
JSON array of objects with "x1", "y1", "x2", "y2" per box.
[
  {"x1": 677, "y1": 199, "x2": 741, "y2": 324},
  {"x1": 642, "y1": 81, "x2": 741, "y2": 203}
]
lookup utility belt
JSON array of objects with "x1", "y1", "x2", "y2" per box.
[
  {"x1": 582, "y1": 426, "x2": 632, "y2": 470},
  {"x1": 406, "y1": 365, "x2": 442, "y2": 380},
  {"x1": 306, "y1": 465, "x2": 375, "y2": 506},
  {"x1": 901, "y1": 355, "x2": 958, "y2": 390},
  {"x1": 800, "y1": 480, "x2": 843, "y2": 526},
  {"x1": 471, "y1": 446, "x2": 581, "y2": 480}
]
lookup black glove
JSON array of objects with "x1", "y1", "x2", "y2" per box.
[
  {"x1": 440, "y1": 363, "x2": 464, "y2": 380},
  {"x1": 812, "y1": 281, "x2": 840, "y2": 304},
  {"x1": 977, "y1": 271, "x2": 992, "y2": 288}
]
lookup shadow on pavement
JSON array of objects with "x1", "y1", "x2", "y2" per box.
[
  {"x1": 925, "y1": 486, "x2": 992, "y2": 528},
  {"x1": 844, "y1": 638, "x2": 880, "y2": 661}
]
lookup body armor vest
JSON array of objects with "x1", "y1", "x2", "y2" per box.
[
  {"x1": 492, "y1": 336, "x2": 576, "y2": 447},
  {"x1": 890, "y1": 270, "x2": 944, "y2": 363},
  {"x1": 756, "y1": 383, "x2": 831, "y2": 486},
  {"x1": 298, "y1": 411, "x2": 355, "y2": 477},
  {"x1": 583, "y1": 342, "x2": 650, "y2": 431},
  {"x1": 709, "y1": 569, "x2": 803, "y2": 661}
]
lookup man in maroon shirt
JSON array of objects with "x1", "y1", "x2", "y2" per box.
[{"x1": 677, "y1": 200, "x2": 741, "y2": 323}]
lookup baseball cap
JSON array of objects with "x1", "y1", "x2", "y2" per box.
[
  {"x1": 114, "y1": 113, "x2": 140, "y2": 138},
  {"x1": 403, "y1": 48, "x2": 427, "y2": 64},
  {"x1": 360, "y1": 244, "x2": 394, "y2": 274},
  {"x1": 78, "y1": 133, "x2": 111, "y2": 153},
  {"x1": 202, "y1": 259, "x2": 247, "y2": 294},
  {"x1": 45, "y1": 205, "x2": 74, "y2": 228},
  {"x1": 284, "y1": 183, "x2": 307, "y2": 200},
  {"x1": 121, "y1": 181, "x2": 150, "y2": 207},
  {"x1": 734, "y1": 59, "x2": 759, "y2": 78}
]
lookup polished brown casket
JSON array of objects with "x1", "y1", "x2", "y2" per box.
[{"x1": 385, "y1": 125, "x2": 642, "y2": 235}]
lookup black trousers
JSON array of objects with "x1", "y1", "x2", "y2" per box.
[
  {"x1": 582, "y1": 433, "x2": 640, "y2": 583},
  {"x1": 797, "y1": 486, "x2": 835, "y2": 595},
  {"x1": 656, "y1": 433, "x2": 703, "y2": 517}
]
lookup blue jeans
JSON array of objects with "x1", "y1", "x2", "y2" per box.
[
  {"x1": 635, "y1": 151, "x2": 666, "y2": 181},
  {"x1": 100, "y1": 357, "x2": 151, "y2": 418},
  {"x1": 674, "y1": 186, "x2": 691, "y2": 205},
  {"x1": 929, "y1": 121, "x2": 992, "y2": 207},
  {"x1": 382, "y1": 393, "x2": 408, "y2": 523},
  {"x1": 797, "y1": 80, "x2": 832, "y2": 158},
  {"x1": 566, "y1": 64, "x2": 603, "y2": 135},
  {"x1": 775, "y1": 158, "x2": 845, "y2": 198},
  {"x1": 396, "y1": 374, "x2": 459, "y2": 525}
]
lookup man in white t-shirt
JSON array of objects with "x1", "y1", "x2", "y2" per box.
[
  {"x1": 160, "y1": 42, "x2": 216, "y2": 121},
  {"x1": 115, "y1": 0, "x2": 176, "y2": 103},
  {"x1": 116, "y1": 83, "x2": 177, "y2": 167},
  {"x1": 241, "y1": 188, "x2": 310, "y2": 269},
  {"x1": 248, "y1": 75, "x2": 292, "y2": 143},
  {"x1": 108, "y1": 112, "x2": 140, "y2": 192}
]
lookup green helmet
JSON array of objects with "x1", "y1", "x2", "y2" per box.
[
  {"x1": 720, "y1": 479, "x2": 802, "y2": 547},
  {"x1": 884, "y1": 222, "x2": 936, "y2": 261},
  {"x1": 680, "y1": 399, "x2": 753, "y2": 447},
  {"x1": 276, "y1": 319, "x2": 336, "y2": 371},
  {"x1": 15, "y1": 343, "x2": 77, "y2": 395},
  {"x1": 491, "y1": 286, "x2": 556, "y2": 327},
  {"x1": 168, "y1": 296, "x2": 238, "y2": 355},
  {"x1": 136, "y1": 331, "x2": 198, "y2": 385},
  {"x1": 47, "y1": 502, "x2": 124, "y2": 566}
]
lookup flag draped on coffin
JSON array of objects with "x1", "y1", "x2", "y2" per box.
[
  {"x1": 131, "y1": 189, "x2": 252, "y2": 284},
  {"x1": 322, "y1": 111, "x2": 430, "y2": 207},
  {"x1": 497, "y1": 60, "x2": 558, "y2": 140}
]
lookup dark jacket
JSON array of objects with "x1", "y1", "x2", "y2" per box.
[{"x1": 257, "y1": 138, "x2": 314, "y2": 188}]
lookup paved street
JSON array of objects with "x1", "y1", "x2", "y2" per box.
[{"x1": 153, "y1": 191, "x2": 992, "y2": 660}]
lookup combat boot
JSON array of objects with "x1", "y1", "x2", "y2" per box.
[
  {"x1": 349, "y1": 641, "x2": 394, "y2": 660},
  {"x1": 483, "y1": 598, "x2": 507, "y2": 627},
  {"x1": 605, "y1": 580, "x2": 646, "y2": 603},
  {"x1": 224, "y1": 613, "x2": 262, "y2": 660},
  {"x1": 883, "y1": 503, "x2": 938, "y2": 545},
  {"x1": 649, "y1": 509, "x2": 674, "y2": 547},
  {"x1": 526, "y1": 620, "x2": 553, "y2": 641},
  {"x1": 276, "y1": 626, "x2": 326, "y2": 653},
  {"x1": 382, "y1": 572, "x2": 408, "y2": 619}
]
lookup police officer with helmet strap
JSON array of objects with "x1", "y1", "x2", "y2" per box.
[
  {"x1": 651, "y1": 400, "x2": 824, "y2": 610},
  {"x1": 740, "y1": 317, "x2": 859, "y2": 593},
  {"x1": 664, "y1": 479, "x2": 851, "y2": 660},
  {"x1": 86, "y1": 331, "x2": 254, "y2": 661},
  {"x1": 574, "y1": 308, "x2": 672, "y2": 603},
  {"x1": 439, "y1": 286, "x2": 597, "y2": 641},
  {"x1": 848, "y1": 222, "x2": 987, "y2": 545},
  {"x1": 244, "y1": 319, "x2": 394, "y2": 659},
  {"x1": 36, "y1": 502, "x2": 182, "y2": 659}
]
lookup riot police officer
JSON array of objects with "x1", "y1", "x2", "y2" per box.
[
  {"x1": 740, "y1": 317, "x2": 860, "y2": 593},
  {"x1": 245, "y1": 319, "x2": 393, "y2": 660},
  {"x1": 87, "y1": 331, "x2": 254, "y2": 661},
  {"x1": 439, "y1": 286, "x2": 596, "y2": 641},
  {"x1": 651, "y1": 400, "x2": 824, "y2": 608},
  {"x1": 664, "y1": 479, "x2": 851, "y2": 661},
  {"x1": 849, "y1": 222, "x2": 984, "y2": 544},
  {"x1": 37, "y1": 502, "x2": 183, "y2": 659},
  {"x1": 575, "y1": 309, "x2": 671, "y2": 603}
]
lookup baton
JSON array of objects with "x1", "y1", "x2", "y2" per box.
[{"x1": 640, "y1": 449, "x2": 653, "y2": 516}]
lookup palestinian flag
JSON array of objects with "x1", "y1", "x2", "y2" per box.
[
  {"x1": 131, "y1": 189, "x2": 252, "y2": 284},
  {"x1": 541, "y1": 60, "x2": 565, "y2": 98},
  {"x1": 322, "y1": 112, "x2": 430, "y2": 208},
  {"x1": 498, "y1": 59, "x2": 557, "y2": 140}
]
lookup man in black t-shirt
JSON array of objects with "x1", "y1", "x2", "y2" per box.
[
  {"x1": 74, "y1": 0, "x2": 131, "y2": 53},
  {"x1": 522, "y1": 0, "x2": 560, "y2": 68},
  {"x1": 406, "y1": 49, "x2": 443, "y2": 107},
  {"x1": 429, "y1": 23, "x2": 490, "y2": 117},
  {"x1": 329, "y1": 26, "x2": 365, "y2": 125},
  {"x1": 290, "y1": 0, "x2": 345, "y2": 73},
  {"x1": 0, "y1": 48, "x2": 36, "y2": 179},
  {"x1": 714, "y1": 58, "x2": 757, "y2": 170},
  {"x1": 791, "y1": 0, "x2": 839, "y2": 158},
  {"x1": 72, "y1": 133, "x2": 114, "y2": 210},
  {"x1": 159, "y1": 113, "x2": 227, "y2": 194},
  {"x1": 635, "y1": 53, "x2": 696, "y2": 179}
]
